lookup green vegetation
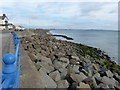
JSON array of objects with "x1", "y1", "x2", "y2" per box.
[{"x1": 71, "y1": 42, "x2": 120, "y2": 75}]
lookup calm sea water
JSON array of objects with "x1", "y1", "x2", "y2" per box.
[{"x1": 50, "y1": 29, "x2": 118, "y2": 64}]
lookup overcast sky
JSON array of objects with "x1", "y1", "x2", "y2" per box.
[{"x1": 0, "y1": 0, "x2": 118, "y2": 30}]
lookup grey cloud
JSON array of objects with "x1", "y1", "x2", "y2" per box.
[{"x1": 79, "y1": 2, "x2": 105, "y2": 15}]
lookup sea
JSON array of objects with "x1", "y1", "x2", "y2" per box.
[{"x1": 50, "y1": 29, "x2": 119, "y2": 64}]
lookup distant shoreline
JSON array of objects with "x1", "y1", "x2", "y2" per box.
[{"x1": 49, "y1": 29, "x2": 118, "y2": 32}]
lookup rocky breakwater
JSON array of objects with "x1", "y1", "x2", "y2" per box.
[{"x1": 20, "y1": 29, "x2": 120, "y2": 89}]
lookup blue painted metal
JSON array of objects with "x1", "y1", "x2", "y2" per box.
[{"x1": 0, "y1": 31, "x2": 21, "y2": 89}]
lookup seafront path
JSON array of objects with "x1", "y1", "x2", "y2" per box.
[
  {"x1": 1, "y1": 31, "x2": 12, "y2": 57},
  {"x1": 0, "y1": 31, "x2": 12, "y2": 75}
]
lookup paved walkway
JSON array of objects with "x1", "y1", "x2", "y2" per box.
[
  {"x1": 20, "y1": 46, "x2": 45, "y2": 88},
  {"x1": 0, "y1": 31, "x2": 12, "y2": 76},
  {"x1": 17, "y1": 31, "x2": 45, "y2": 88}
]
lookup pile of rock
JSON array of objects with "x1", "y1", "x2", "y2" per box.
[{"x1": 20, "y1": 30, "x2": 120, "y2": 89}]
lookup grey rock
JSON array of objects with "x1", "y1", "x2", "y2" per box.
[
  {"x1": 59, "y1": 68, "x2": 67, "y2": 80},
  {"x1": 105, "y1": 70, "x2": 113, "y2": 78},
  {"x1": 94, "y1": 73, "x2": 101, "y2": 79},
  {"x1": 93, "y1": 73, "x2": 102, "y2": 84},
  {"x1": 70, "y1": 82, "x2": 78, "y2": 88},
  {"x1": 87, "y1": 68, "x2": 93, "y2": 77},
  {"x1": 71, "y1": 56, "x2": 79, "y2": 60},
  {"x1": 114, "y1": 86, "x2": 120, "y2": 90},
  {"x1": 39, "y1": 69, "x2": 57, "y2": 88},
  {"x1": 81, "y1": 69, "x2": 88, "y2": 76},
  {"x1": 92, "y1": 64, "x2": 100, "y2": 71},
  {"x1": 70, "y1": 58, "x2": 81, "y2": 65},
  {"x1": 70, "y1": 72, "x2": 87, "y2": 82},
  {"x1": 108, "y1": 84, "x2": 114, "y2": 88},
  {"x1": 55, "y1": 52, "x2": 65, "y2": 58},
  {"x1": 102, "y1": 76, "x2": 116, "y2": 86},
  {"x1": 115, "y1": 75, "x2": 120, "y2": 83},
  {"x1": 82, "y1": 77, "x2": 93, "y2": 85},
  {"x1": 67, "y1": 65, "x2": 80, "y2": 74},
  {"x1": 53, "y1": 60, "x2": 63, "y2": 70},
  {"x1": 98, "y1": 83, "x2": 109, "y2": 88},
  {"x1": 53, "y1": 58, "x2": 69, "y2": 70},
  {"x1": 100, "y1": 67, "x2": 108, "y2": 72},
  {"x1": 40, "y1": 50, "x2": 48, "y2": 56},
  {"x1": 49, "y1": 71, "x2": 61, "y2": 82},
  {"x1": 28, "y1": 53, "x2": 37, "y2": 62},
  {"x1": 59, "y1": 57, "x2": 69, "y2": 68},
  {"x1": 39, "y1": 62, "x2": 54, "y2": 74},
  {"x1": 57, "y1": 80, "x2": 69, "y2": 88},
  {"x1": 84, "y1": 63, "x2": 92, "y2": 70},
  {"x1": 92, "y1": 77, "x2": 98, "y2": 88},
  {"x1": 83, "y1": 57, "x2": 91, "y2": 63},
  {"x1": 37, "y1": 54, "x2": 52, "y2": 64}
]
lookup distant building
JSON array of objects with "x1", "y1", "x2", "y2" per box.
[
  {"x1": 0, "y1": 14, "x2": 14, "y2": 30},
  {"x1": 15, "y1": 26, "x2": 25, "y2": 31}
]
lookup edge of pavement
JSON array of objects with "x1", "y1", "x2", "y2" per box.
[{"x1": 15, "y1": 31, "x2": 46, "y2": 88}]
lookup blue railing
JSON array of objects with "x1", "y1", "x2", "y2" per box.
[{"x1": 0, "y1": 31, "x2": 21, "y2": 89}]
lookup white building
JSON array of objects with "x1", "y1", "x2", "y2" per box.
[
  {"x1": 15, "y1": 26, "x2": 25, "y2": 31},
  {"x1": 0, "y1": 14, "x2": 14, "y2": 30},
  {"x1": 0, "y1": 14, "x2": 9, "y2": 30}
]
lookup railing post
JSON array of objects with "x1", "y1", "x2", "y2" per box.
[{"x1": 2, "y1": 53, "x2": 16, "y2": 88}]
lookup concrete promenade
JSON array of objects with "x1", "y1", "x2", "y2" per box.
[
  {"x1": 17, "y1": 31, "x2": 45, "y2": 88},
  {"x1": 0, "y1": 31, "x2": 12, "y2": 82}
]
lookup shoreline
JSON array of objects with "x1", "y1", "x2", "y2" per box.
[
  {"x1": 17, "y1": 29, "x2": 120, "y2": 89},
  {"x1": 50, "y1": 29, "x2": 118, "y2": 64}
]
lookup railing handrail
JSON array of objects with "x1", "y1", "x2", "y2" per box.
[{"x1": 0, "y1": 31, "x2": 21, "y2": 89}]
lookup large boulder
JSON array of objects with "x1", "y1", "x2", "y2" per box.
[
  {"x1": 69, "y1": 59, "x2": 80, "y2": 65},
  {"x1": 38, "y1": 62, "x2": 54, "y2": 74},
  {"x1": 70, "y1": 73, "x2": 87, "y2": 83},
  {"x1": 82, "y1": 77, "x2": 93, "y2": 86},
  {"x1": 37, "y1": 54, "x2": 52, "y2": 64},
  {"x1": 53, "y1": 58, "x2": 69, "y2": 70},
  {"x1": 53, "y1": 60, "x2": 63, "y2": 70},
  {"x1": 67, "y1": 65, "x2": 80, "y2": 74},
  {"x1": 71, "y1": 56, "x2": 79, "y2": 60},
  {"x1": 55, "y1": 52, "x2": 66, "y2": 58},
  {"x1": 39, "y1": 69, "x2": 57, "y2": 88},
  {"x1": 93, "y1": 73, "x2": 102, "y2": 85},
  {"x1": 101, "y1": 76, "x2": 116, "y2": 86},
  {"x1": 92, "y1": 77, "x2": 98, "y2": 88},
  {"x1": 98, "y1": 83, "x2": 109, "y2": 88},
  {"x1": 92, "y1": 63, "x2": 100, "y2": 71},
  {"x1": 49, "y1": 71, "x2": 61, "y2": 82},
  {"x1": 105, "y1": 70, "x2": 113, "y2": 78},
  {"x1": 59, "y1": 57, "x2": 70, "y2": 68},
  {"x1": 79, "y1": 82, "x2": 91, "y2": 89},
  {"x1": 57, "y1": 80, "x2": 69, "y2": 88},
  {"x1": 59, "y1": 68, "x2": 68, "y2": 80}
]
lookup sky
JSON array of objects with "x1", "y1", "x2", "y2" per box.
[{"x1": 0, "y1": 0, "x2": 119, "y2": 30}]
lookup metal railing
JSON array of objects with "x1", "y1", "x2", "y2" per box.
[{"x1": 0, "y1": 31, "x2": 21, "y2": 89}]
